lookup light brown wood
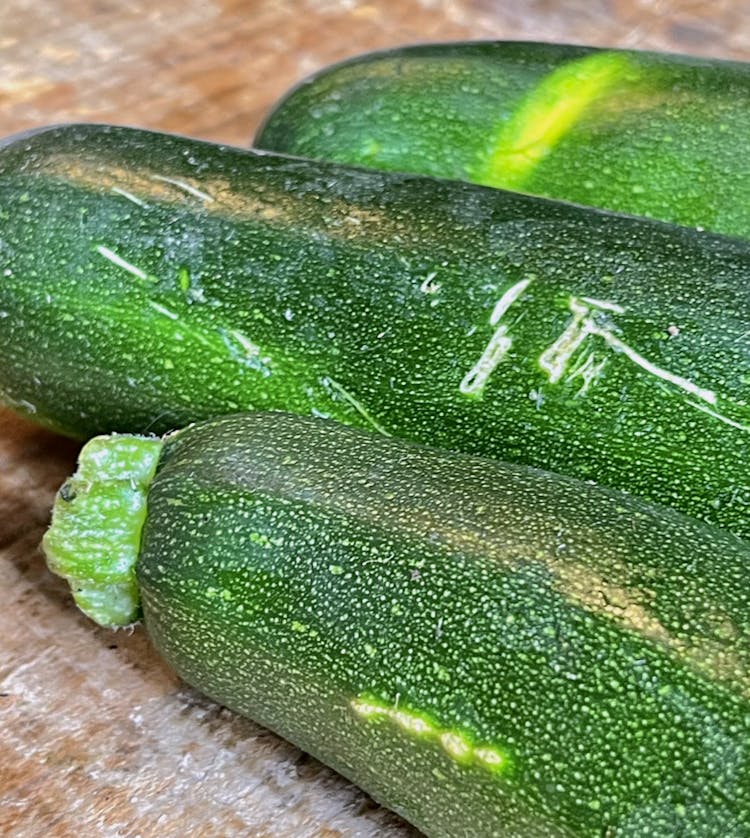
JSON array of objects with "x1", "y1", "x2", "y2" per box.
[{"x1": 1, "y1": 2, "x2": 748, "y2": 836}]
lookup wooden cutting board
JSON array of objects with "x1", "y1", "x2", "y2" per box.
[{"x1": 2, "y1": 2, "x2": 748, "y2": 835}]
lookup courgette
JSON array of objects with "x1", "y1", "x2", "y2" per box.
[
  {"x1": 255, "y1": 41, "x2": 750, "y2": 239},
  {"x1": 2, "y1": 124, "x2": 750, "y2": 537},
  {"x1": 43, "y1": 412, "x2": 750, "y2": 837}
]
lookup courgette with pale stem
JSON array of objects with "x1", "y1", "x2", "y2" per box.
[
  {"x1": 256, "y1": 41, "x2": 750, "y2": 239},
  {"x1": 2, "y1": 124, "x2": 750, "y2": 537},
  {"x1": 43, "y1": 412, "x2": 750, "y2": 837}
]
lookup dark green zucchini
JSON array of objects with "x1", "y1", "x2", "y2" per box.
[
  {"x1": 1, "y1": 123, "x2": 750, "y2": 537},
  {"x1": 256, "y1": 41, "x2": 750, "y2": 239},
  {"x1": 43, "y1": 412, "x2": 750, "y2": 837}
]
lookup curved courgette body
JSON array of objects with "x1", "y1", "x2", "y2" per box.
[
  {"x1": 256, "y1": 41, "x2": 750, "y2": 239},
  {"x1": 1, "y1": 124, "x2": 750, "y2": 536},
  {"x1": 43, "y1": 413, "x2": 750, "y2": 837}
]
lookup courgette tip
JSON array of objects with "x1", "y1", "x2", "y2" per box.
[{"x1": 42, "y1": 433, "x2": 164, "y2": 627}]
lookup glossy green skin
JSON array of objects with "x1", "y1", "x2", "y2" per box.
[
  {"x1": 256, "y1": 41, "x2": 750, "y2": 239},
  {"x1": 1, "y1": 125, "x2": 750, "y2": 537},
  {"x1": 137, "y1": 413, "x2": 750, "y2": 837}
]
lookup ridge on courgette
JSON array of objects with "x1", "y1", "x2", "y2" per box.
[
  {"x1": 1, "y1": 124, "x2": 750, "y2": 537},
  {"x1": 255, "y1": 41, "x2": 750, "y2": 239},
  {"x1": 43, "y1": 412, "x2": 750, "y2": 837}
]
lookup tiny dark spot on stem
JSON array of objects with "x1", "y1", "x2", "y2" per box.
[{"x1": 59, "y1": 482, "x2": 77, "y2": 502}]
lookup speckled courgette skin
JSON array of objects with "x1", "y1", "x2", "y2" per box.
[
  {"x1": 256, "y1": 41, "x2": 750, "y2": 239},
  {"x1": 1, "y1": 124, "x2": 750, "y2": 536},
  {"x1": 46, "y1": 413, "x2": 750, "y2": 837}
]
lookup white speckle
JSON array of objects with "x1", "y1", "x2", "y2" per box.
[
  {"x1": 419, "y1": 272, "x2": 441, "y2": 294},
  {"x1": 528, "y1": 389, "x2": 545, "y2": 409},
  {"x1": 187, "y1": 287, "x2": 207, "y2": 304}
]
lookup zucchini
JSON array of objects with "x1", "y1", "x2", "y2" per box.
[
  {"x1": 1, "y1": 123, "x2": 750, "y2": 537},
  {"x1": 43, "y1": 412, "x2": 750, "y2": 837},
  {"x1": 255, "y1": 41, "x2": 750, "y2": 239}
]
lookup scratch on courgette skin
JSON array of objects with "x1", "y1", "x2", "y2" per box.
[
  {"x1": 477, "y1": 51, "x2": 635, "y2": 190},
  {"x1": 565, "y1": 350, "x2": 608, "y2": 398},
  {"x1": 686, "y1": 400, "x2": 750, "y2": 433},
  {"x1": 351, "y1": 694, "x2": 510, "y2": 774},
  {"x1": 148, "y1": 301, "x2": 180, "y2": 321},
  {"x1": 96, "y1": 244, "x2": 149, "y2": 281},
  {"x1": 151, "y1": 174, "x2": 215, "y2": 203},
  {"x1": 592, "y1": 326, "x2": 715, "y2": 404},
  {"x1": 42, "y1": 156, "x2": 389, "y2": 229},
  {"x1": 419, "y1": 271, "x2": 441, "y2": 294},
  {"x1": 538, "y1": 297, "x2": 592, "y2": 384},
  {"x1": 464, "y1": 289, "x2": 750, "y2": 430},
  {"x1": 110, "y1": 186, "x2": 149, "y2": 207},
  {"x1": 579, "y1": 296, "x2": 625, "y2": 314},
  {"x1": 324, "y1": 376, "x2": 391, "y2": 436},
  {"x1": 459, "y1": 276, "x2": 533, "y2": 396},
  {"x1": 221, "y1": 328, "x2": 273, "y2": 376},
  {"x1": 95, "y1": 246, "x2": 274, "y2": 376}
]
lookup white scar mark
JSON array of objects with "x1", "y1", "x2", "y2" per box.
[
  {"x1": 686, "y1": 400, "x2": 750, "y2": 432},
  {"x1": 539, "y1": 296, "x2": 718, "y2": 405},
  {"x1": 460, "y1": 277, "x2": 533, "y2": 396},
  {"x1": 596, "y1": 328, "x2": 716, "y2": 404},
  {"x1": 96, "y1": 245, "x2": 148, "y2": 280},
  {"x1": 92, "y1": 251, "x2": 278, "y2": 372},
  {"x1": 539, "y1": 298, "x2": 592, "y2": 383},
  {"x1": 221, "y1": 328, "x2": 272, "y2": 375},
  {"x1": 226, "y1": 328, "x2": 261, "y2": 358},
  {"x1": 462, "y1": 288, "x2": 744, "y2": 427},
  {"x1": 489, "y1": 277, "x2": 535, "y2": 326},
  {"x1": 151, "y1": 174, "x2": 215, "y2": 203},
  {"x1": 111, "y1": 186, "x2": 149, "y2": 207},
  {"x1": 566, "y1": 350, "x2": 609, "y2": 398},
  {"x1": 419, "y1": 271, "x2": 441, "y2": 294},
  {"x1": 324, "y1": 376, "x2": 391, "y2": 436},
  {"x1": 580, "y1": 296, "x2": 625, "y2": 314},
  {"x1": 147, "y1": 301, "x2": 179, "y2": 320}
]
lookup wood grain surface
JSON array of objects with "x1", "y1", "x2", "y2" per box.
[{"x1": 1, "y1": 2, "x2": 748, "y2": 836}]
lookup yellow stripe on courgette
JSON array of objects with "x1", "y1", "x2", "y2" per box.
[{"x1": 477, "y1": 51, "x2": 637, "y2": 190}]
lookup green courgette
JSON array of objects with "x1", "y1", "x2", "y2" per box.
[
  {"x1": 43, "y1": 412, "x2": 750, "y2": 837},
  {"x1": 2, "y1": 124, "x2": 750, "y2": 537},
  {"x1": 255, "y1": 41, "x2": 750, "y2": 239}
]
